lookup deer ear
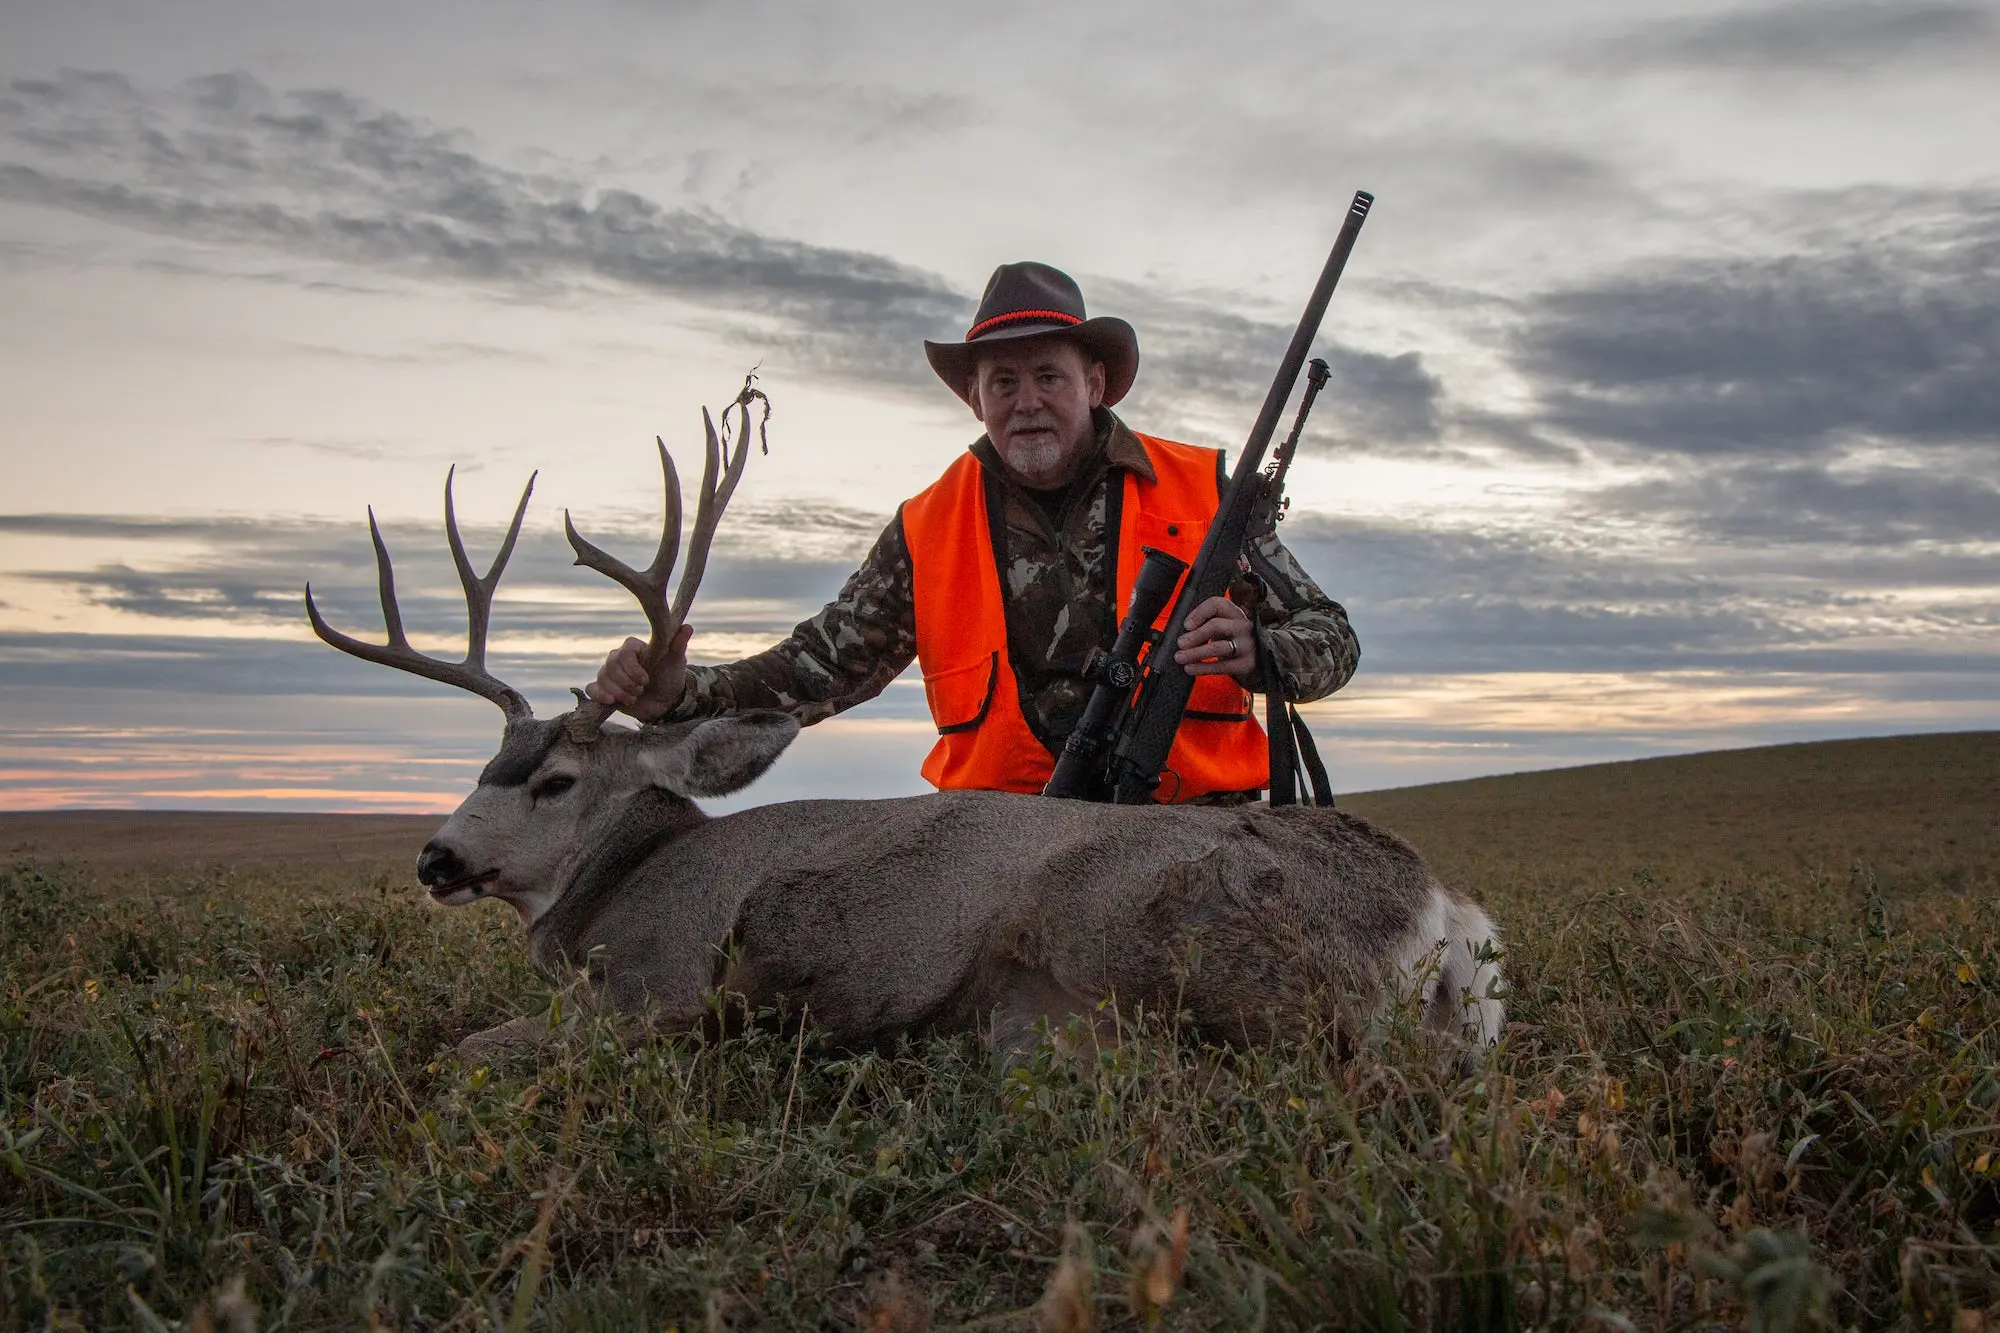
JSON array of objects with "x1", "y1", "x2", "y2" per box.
[{"x1": 639, "y1": 712, "x2": 800, "y2": 797}]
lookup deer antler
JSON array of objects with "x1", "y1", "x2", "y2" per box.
[
  {"x1": 305, "y1": 467, "x2": 538, "y2": 720},
  {"x1": 565, "y1": 374, "x2": 770, "y2": 735}
]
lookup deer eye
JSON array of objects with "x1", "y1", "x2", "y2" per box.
[{"x1": 532, "y1": 774, "x2": 576, "y2": 801}]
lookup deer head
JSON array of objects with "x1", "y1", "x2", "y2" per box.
[{"x1": 305, "y1": 380, "x2": 798, "y2": 926}]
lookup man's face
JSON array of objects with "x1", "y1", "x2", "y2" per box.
[{"x1": 965, "y1": 339, "x2": 1107, "y2": 490}]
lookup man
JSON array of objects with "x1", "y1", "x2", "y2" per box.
[{"x1": 588, "y1": 262, "x2": 1359, "y2": 803}]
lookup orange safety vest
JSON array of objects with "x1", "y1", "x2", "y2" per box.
[{"x1": 902, "y1": 434, "x2": 1269, "y2": 800}]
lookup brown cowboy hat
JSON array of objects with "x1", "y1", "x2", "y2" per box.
[{"x1": 925, "y1": 261, "x2": 1140, "y2": 406}]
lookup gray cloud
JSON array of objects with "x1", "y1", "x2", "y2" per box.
[
  {"x1": 15, "y1": 489, "x2": 1995, "y2": 692},
  {"x1": 1597, "y1": 1, "x2": 1999, "y2": 73},
  {"x1": 245, "y1": 435, "x2": 398, "y2": 461},
  {"x1": 0, "y1": 69, "x2": 1461, "y2": 455},
  {"x1": 1276, "y1": 511, "x2": 2000, "y2": 676},
  {"x1": 0, "y1": 630, "x2": 461, "y2": 698},
  {"x1": 0, "y1": 501, "x2": 870, "y2": 646},
  {"x1": 5, "y1": 62, "x2": 1996, "y2": 749},
  {"x1": 1102, "y1": 279, "x2": 1447, "y2": 451},
  {"x1": 0, "y1": 69, "x2": 968, "y2": 388},
  {"x1": 280, "y1": 339, "x2": 551, "y2": 366},
  {"x1": 1598, "y1": 457, "x2": 2000, "y2": 548},
  {"x1": 1511, "y1": 191, "x2": 2000, "y2": 458}
]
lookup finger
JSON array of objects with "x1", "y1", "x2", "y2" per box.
[
  {"x1": 1177, "y1": 617, "x2": 1249, "y2": 650},
  {"x1": 670, "y1": 622, "x2": 694, "y2": 659},
  {"x1": 1177, "y1": 628, "x2": 1255, "y2": 663},
  {"x1": 1180, "y1": 597, "x2": 1227, "y2": 632},
  {"x1": 1187, "y1": 647, "x2": 1258, "y2": 677}
]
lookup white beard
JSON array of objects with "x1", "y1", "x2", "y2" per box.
[{"x1": 997, "y1": 436, "x2": 1068, "y2": 479}]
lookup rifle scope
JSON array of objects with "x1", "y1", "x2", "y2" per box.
[{"x1": 1045, "y1": 546, "x2": 1190, "y2": 801}]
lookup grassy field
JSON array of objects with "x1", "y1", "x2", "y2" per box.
[{"x1": 3, "y1": 731, "x2": 1997, "y2": 1330}]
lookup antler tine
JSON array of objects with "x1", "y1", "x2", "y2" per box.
[
  {"x1": 563, "y1": 437, "x2": 683, "y2": 658},
  {"x1": 644, "y1": 435, "x2": 684, "y2": 583},
  {"x1": 304, "y1": 471, "x2": 537, "y2": 719},
  {"x1": 445, "y1": 465, "x2": 537, "y2": 675},
  {"x1": 671, "y1": 380, "x2": 763, "y2": 624},
  {"x1": 367, "y1": 506, "x2": 409, "y2": 649}
]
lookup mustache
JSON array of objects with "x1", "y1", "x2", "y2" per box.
[{"x1": 1003, "y1": 413, "x2": 1060, "y2": 436}]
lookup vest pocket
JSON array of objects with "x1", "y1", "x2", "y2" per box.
[
  {"x1": 1185, "y1": 673, "x2": 1253, "y2": 722},
  {"x1": 925, "y1": 652, "x2": 1000, "y2": 735},
  {"x1": 1132, "y1": 512, "x2": 1206, "y2": 565}
]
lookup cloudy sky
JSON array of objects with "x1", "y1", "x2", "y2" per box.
[{"x1": 2, "y1": 0, "x2": 1996, "y2": 812}]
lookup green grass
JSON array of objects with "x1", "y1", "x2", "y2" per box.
[{"x1": 3, "y1": 731, "x2": 1998, "y2": 1330}]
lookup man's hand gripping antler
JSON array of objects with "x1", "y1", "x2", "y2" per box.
[{"x1": 585, "y1": 375, "x2": 770, "y2": 724}]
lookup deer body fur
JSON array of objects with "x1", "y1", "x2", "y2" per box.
[{"x1": 537, "y1": 785, "x2": 1502, "y2": 1056}]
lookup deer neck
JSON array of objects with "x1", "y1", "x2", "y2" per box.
[{"x1": 528, "y1": 786, "x2": 701, "y2": 971}]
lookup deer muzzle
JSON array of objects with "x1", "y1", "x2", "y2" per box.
[{"x1": 417, "y1": 841, "x2": 497, "y2": 898}]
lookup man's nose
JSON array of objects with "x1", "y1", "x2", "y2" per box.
[{"x1": 417, "y1": 841, "x2": 465, "y2": 886}]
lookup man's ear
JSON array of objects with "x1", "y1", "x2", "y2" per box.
[
  {"x1": 1085, "y1": 359, "x2": 1106, "y2": 408},
  {"x1": 638, "y1": 712, "x2": 801, "y2": 797}
]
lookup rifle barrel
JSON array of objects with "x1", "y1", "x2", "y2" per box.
[{"x1": 1107, "y1": 190, "x2": 1374, "y2": 803}]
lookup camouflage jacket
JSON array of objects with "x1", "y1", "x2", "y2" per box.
[{"x1": 665, "y1": 411, "x2": 1360, "y2": 752}]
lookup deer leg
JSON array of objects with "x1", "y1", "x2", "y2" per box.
[
  {"x1": 1427, "y1": 896, "x2": 1505, "y2": 1059},
  {"x1": 987, "y1": 968, "x2": 1118, "y2": 1073},
  {"x1": 455, "y1": 1012, "x2": 555, "y2": 1061}
]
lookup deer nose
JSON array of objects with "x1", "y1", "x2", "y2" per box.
[{"x1": 416, "y1": 841, "x2": 464, "y2": 887}]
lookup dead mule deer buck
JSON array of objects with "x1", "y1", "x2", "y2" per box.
[{"x1": 306, "y1": 383, "x2": 1503, "y2": 1063}]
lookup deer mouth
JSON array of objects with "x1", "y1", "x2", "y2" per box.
[{"x1": 430, "y1": 869, "x2": 500, "y2": 900}]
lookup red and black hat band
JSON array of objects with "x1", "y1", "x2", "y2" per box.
[{"x1": 965, "y1": 308, "x2": 1083, "y2": 341}]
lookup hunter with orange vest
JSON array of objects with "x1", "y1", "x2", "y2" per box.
[{"x1": 590, "y1": 263, "x2": 1360, "y2": 804}]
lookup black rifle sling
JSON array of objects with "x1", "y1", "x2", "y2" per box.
[
  {"x1": 1246, "y1": 544, "x2": 1326, "y2": 807},
  {"x1": 1257, "y1": 624, "x2": 1300, "y2": 806},
  {"x1": 1255, "y1": 624, "x2": 1335, "y2": 809},
  {"x1": 1290, "y1": 705, "x2": 1335, "y2": 808}
]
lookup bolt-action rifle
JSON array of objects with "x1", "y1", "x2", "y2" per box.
[{"x1": 1042, "y1": 189, "x2": 1374, "y2": 804}]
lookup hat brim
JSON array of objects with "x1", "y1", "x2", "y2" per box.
[{"x1": 924, "y1": 316, "x2": 1139, "y2": 407}]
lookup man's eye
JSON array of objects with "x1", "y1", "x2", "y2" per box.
[{"x1": 533, "y1": 775, "x2": 576, "y2": 800}]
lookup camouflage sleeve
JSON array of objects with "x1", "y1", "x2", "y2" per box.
[
  {"x1": 1243, "y1": 526, "x2": 1360, "y2": 705},
  {"x1": 661, "y1": 511, "x2": 917, "y2": 726}
]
